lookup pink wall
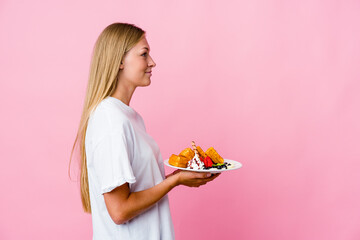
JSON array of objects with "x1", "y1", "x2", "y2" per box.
[{"x1": 1, "y1": 0, "x2": 359, "y2": 239}]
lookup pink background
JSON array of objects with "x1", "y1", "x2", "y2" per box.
[{"x1": 1, "y1": 0, "x2": 359, "y2": 239}]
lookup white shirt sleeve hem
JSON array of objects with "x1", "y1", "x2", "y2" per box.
[{"x1": 101, "y1": 178, "x2": 136, "y2": 194}]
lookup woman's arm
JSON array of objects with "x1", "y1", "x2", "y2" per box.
[
  {"x1": 165, "y1": 169, "x2": 181, "y2": 179},
  {"x1": 104, "y1": 171, "x2": 220, "y2": 224}
]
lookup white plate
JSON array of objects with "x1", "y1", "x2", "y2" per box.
[{"x1": 164, "y1": 159, "x2": 242, "y2": 173}]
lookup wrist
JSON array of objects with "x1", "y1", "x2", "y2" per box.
[{"x1": 167, "y1": 172, "x2": 180, "y2": 188}]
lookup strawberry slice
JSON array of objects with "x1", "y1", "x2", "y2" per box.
[{"x1": 204, "y1": 156, "x2": 213, "y2": 168}]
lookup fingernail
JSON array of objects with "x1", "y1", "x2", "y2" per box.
[{"x1": 206, "y1": 173, "x2": 211, "y2": 177}]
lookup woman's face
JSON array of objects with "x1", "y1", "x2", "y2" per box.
[{"x1": 119, "y1": 36, "x2": 156, "y2": 88}]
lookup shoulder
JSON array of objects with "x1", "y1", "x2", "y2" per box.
[{"x1": 87, "y1": 99, "x2": 133, "y2": 138}]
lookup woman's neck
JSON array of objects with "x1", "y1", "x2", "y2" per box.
[{"x1": 110, "y1": 84, "x2": 136, "y2": 106}]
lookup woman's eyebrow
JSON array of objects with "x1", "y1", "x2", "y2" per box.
[{"x1": 141, "y1": 47, "x2": 150, "y2": 51}]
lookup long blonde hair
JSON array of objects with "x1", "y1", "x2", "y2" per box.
[{"x1": 69, "y1": 23, "x2": 145, "y2": 213}]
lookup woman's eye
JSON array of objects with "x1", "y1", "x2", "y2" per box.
[{"x1": 141, "y1": 52, "x2": 147, "y2": 57}]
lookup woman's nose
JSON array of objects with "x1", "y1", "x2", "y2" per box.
[{"x1": 148, "y1": 55, "x2": 156, "y2": 68}]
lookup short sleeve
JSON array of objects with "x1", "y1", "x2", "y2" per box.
[{"x1": 92, "y1": 131, "x2": 136, "y2": 194}]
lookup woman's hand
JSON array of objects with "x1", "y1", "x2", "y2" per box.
[{"x1": 173, "y1": 170, "x2": 221, "y2": 188}]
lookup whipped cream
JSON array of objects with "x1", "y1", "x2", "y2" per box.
[{"x1": 187, "y1": 154, "x2": 204, "y2": 170}]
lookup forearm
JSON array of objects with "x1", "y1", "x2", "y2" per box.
[
  {"x1": 121, "y1": 174, "x2": 178, "y2": 222},
  {"x1": 106, "y1": 170, "x2": 218, "y2": 224}
]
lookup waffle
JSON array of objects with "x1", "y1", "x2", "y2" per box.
[
  {"x1": 205, "y1": 147, "x2": 224, "y2": 164},
  {"x1": 196, "y1": 146, "x2": 206, "y2": 159},
  {"x1": 169, "y1": 154, "x2": 189, "y2": 168},
  {"x1": 179, "y1": 148, "x2": 195, "y2": 160}
]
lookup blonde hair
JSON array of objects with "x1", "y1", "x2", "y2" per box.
[{"x1": 69, "y1": 23, "x2": 145, "y2": 213}]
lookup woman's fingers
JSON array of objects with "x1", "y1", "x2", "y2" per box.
[
  {"x1": 195, "y1": 172, "x2": 221, "y2": 180},
  {"x1": 182, "y1": 171, "x2": 206, "y2": 178},
  {"x1": 192, "y1": 181, "x2": 206, "y2": 188},
  {"x1": 208, "y1": 173, "x2": 221, "y2": 180},
  {"x1": 176, "y1": 170, "x2": 221, "y2": 187},
  {"x1": 195, "y1": 172, "x2": 212, "y2": 178},
  {"x1": 190, "y1": 172, "x2": 220, "y2": 179}
]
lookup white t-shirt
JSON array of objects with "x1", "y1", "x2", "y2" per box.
[{"x1": 85, "y1": 96, "x2": 175, "y2": 240}]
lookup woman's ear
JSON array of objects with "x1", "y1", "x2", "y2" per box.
[{"x1": 119, "y1": 62, "x2": 124, "y2": 70}]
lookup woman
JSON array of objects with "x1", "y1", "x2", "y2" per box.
[{"x1": 70, "y1": 23, "x2": 220, "y2": 240}]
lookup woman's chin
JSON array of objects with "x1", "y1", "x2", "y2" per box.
[
  {"x1": 143, "y1": 79, "x2": 151, "y2": 87},
  {"x1": 137, "y1": 82, "x2": 151, "y2": 88}
]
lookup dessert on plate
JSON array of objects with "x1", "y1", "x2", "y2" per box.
[
  {"x1": 186, "y1": 141, "x2": 204, "y2": 170},
  {"x1": 168, "y1": 141, "x2": 233, "y2": 171}
]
